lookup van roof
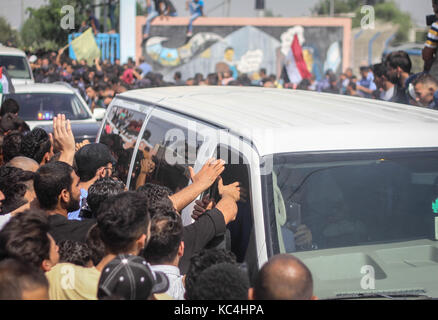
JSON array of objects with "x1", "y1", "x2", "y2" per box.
[
  {"x1": 119, "y1": 86, "x2": 438, "y2": 156},
  {"x1": 0, "y1": 46, "x2": 27, "y2": 57},
  {"x1": 12, "y1": 83, "x2": 75, "y2": 94}
]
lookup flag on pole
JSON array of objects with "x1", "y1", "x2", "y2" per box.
[
  {"x1": 285, "y1": 34, "x2": 312, "y2": 85},
  {"x1": 71, "y1": 28, "x2": 101, "y2": 66}
]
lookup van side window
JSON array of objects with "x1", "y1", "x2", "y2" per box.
[
  {"x1": 99, "y1": 106, "x2": 147, "y2": 186},
  {"x1": 211, "y1": 145, "x2": 255, "y2": 264},
  {"x1": 138, "y1": 115, "x2": 203, "y2": 193}
]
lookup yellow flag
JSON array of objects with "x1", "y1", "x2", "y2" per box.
[{"x1": 71, "y1": 28, "x2": 101, "y2": 66}]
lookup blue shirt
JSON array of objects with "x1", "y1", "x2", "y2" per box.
[
  {"x1": 67, "y1": 189, "x2": 88, "y2": 221},
  {"x1": 139, "y1": 62, "x2": 152, "y2": 77},
  {"x1": 192, "y1": 0, "x2": 204, "y2": 14}
]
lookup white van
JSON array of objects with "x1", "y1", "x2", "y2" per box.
[
  {"x1": 98, "y1": 86, "x2": 438, "y2": 299},
  {"x1": 0, "y1": 46, "x2": 34, "y2": 86}
]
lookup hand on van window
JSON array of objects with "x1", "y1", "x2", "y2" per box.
[
  {"x1": 53, "y1": 114, "x2": 75, "y2": 166},
  {"x1": 191, "y1": 194, "x2": 216, "y2": 220},
  {"x1": 188, "y1": 158, "x2": 225, "y2": 190},
  {"x1": 218, "y1": 177, "x2": 240, "y2": 202},
  {"x1": 294, "y1": 225, "x2": 313, "y2": 250}
]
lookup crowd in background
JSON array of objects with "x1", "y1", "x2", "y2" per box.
[{"x1": 24, "y1": 43, "x2": 438, "y2": 118}]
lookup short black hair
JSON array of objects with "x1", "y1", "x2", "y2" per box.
[
  {"x1": 385, "y1": 50, "x2": 412, "y2": 74},
  {"x1": 20, "y1": 127, "x2": 51, "y2": 164},
  {"x1": 34, "y1": 161, "x2": 74, "y2": 210},
  {"x1": 372, "y1": 63, "x2": 387, "y2": 79},
  {"x1": 97, "y1": 191, "x2": 150, "y2": 254},
  {"x1": 75, "y1": 143, "x2": 115, "y2": 182},
  {"x1": 185, "y1": 249, "x2": 237, "y2": 300},
  {"x1": 0, "y1": 165, "x2": 34, "y2": 213},
  {"x1": 58, "y1": 240, "x2": 93, "y2": 267},
  {"x1": 189, "y1": 262, "x2": 250, "y2": 300},
  {"x1": 137, "y1": 183, "x2": 173, "y2": 204},
  {"x1": 85, "y1": 224, "x2": 106, "y2": 266},
  {"x1": 143, "y1": 210, "x2": 183, "y2": 265},
  {"x1": 0, "y1": 258, "x2": 49, "y2": 300},
  {"x1": 2, "y1": 131, "x2": 23, "y2": 163},
  {"x1": 412, "y1": 73, "x2": 438, "y2": 88},
  {"x1": 0, "y1": 210, "x2": 50, "y2": 269},
  {"x1": 87, "y1": 178, "x2": 126, "y2": 217},
  {"x1": 0, "y1": 98, "x2": 20, "y2": 116}
]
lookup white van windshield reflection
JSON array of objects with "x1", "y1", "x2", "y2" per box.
[
  {"x1": 5, "y1": 93, "x2": 91, "y2": 121},
  {"x1": 0, "y1": 55, "x2": 32, "y2": 79},
  {"x1": 270, "y1": 151, "x2": 438, "y2": 253}
]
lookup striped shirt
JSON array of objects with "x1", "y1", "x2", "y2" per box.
[{"x1": 426, "y1": 22, "x2": 438, "y2": 49}]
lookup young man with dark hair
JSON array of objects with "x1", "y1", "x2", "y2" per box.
[
  {"x1": 57, "y1": 240, "x2": 93, "y2": 267},
  {"x1": 34, "y1": 161, "x2": 95, "y2": 243},
  {"x1": 0, "y1": 209, "x2": 59, "y2": 272},
  {"x1": 0, "y1": 98, "x2": 20, "y2": 117},
  {"x1": 413, "y1": 73, "x2": 438, "y2": 109},
  {"x1": 137, "y1": 174, "x2": 241, "y2": 275},
  {"x1": 143, "y1": 210, "x2": 185, "y2": 299},
  {"x1": 96, "y1": 192, "x2": 150, "y2": 263},
  {"x1": 184, "y1": 248, "x2": 237, "y2": 300},
  {"x1": 0, "y1": 258, "x2": 49, "y2": 300},
  {"x1": 20, "y1": 127, "x2": 53, "y2": 165},
  {"x1": 249, "y1": 254, "x2": 317, "y2": 300},
  {"x1": 68, "y1": 143, "x2": 116, "y2": 221},
  {"x1": 189, "y1": 262, "x2": 250, "y2": 300},
  {"x1": 384, "y1": 50, "x2": 412, "y2": 104},
  {"x1": 2, "y1": 131, "x2": 23, "y2": 163},
  {"x1": 85, "y1": 177, "x2": 126, "y2": 218},
  {"x1": 372, "y1": 63, "x2": 395, "y2": 101}
]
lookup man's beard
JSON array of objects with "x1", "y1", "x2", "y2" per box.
[{"x1": 66, "y1": 196, "x2": 80, "y2": 212}]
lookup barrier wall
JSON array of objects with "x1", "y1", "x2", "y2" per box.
[{"x1": 135, "y1": 17, "x2": 351, "y2": 82}]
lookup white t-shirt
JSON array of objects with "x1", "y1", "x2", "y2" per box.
[
  {"x1": 0, "y1": 213, "x2": 12, "y2": 231},
  {"x1": 150, "y1": 264, "x2": 185, "y2": 300}
]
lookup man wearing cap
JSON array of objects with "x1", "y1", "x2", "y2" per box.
[
  {"x1": 97, "y1": 254, "x2": 169, "y2": 300},
  {"x1": 68, "y1": 143, "x2": 116, "y2": 221},
  {"x1": 95, "y1": 192, "x2": 171, "y2": 299}
]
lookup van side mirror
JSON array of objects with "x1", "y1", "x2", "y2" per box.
[{"x1": 93, "y1": 108, "x2": 106, "y2": 121}]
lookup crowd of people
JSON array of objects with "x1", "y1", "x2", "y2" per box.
[{"x1": 0, "y1": 110, "x2": 316, "y2": 300}]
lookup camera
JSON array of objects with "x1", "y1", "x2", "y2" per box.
[{"x1": 427, "y1": 14, "x2": 437, "y2": 26}]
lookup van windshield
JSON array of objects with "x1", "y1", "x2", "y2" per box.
[
  {"x1": 0, "y1": 55, "x2": 32, "y2": 79},
  {"x1": 268, "y1": 150, "x2": 438, "y2": 253}
]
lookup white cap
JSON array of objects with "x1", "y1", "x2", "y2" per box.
[{"x1": 29, "y1": 55, "x2": 37, "y2": 63}]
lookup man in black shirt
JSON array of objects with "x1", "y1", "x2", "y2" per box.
[{"x1": 34, "y1": 161, "x2": 95, "y2": 243}]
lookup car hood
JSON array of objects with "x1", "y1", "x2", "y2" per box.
[{"x1": 30, "y1": 120, "x2": 100, "y2": 143}]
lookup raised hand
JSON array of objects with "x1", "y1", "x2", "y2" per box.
[{"x1": 188, "y1": 158, "x2": 225, "y2": 190}]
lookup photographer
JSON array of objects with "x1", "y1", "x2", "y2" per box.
[{"x1": 423, "y1": 0, "x2": 438, "y2": 76}]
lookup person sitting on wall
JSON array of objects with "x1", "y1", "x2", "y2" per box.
[{"x1": 186, "y1": 0, "x2": 204, "y2": 37}]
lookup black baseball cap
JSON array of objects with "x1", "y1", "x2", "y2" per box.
[{"x1": 97, "y1": 254, "x2": 169, "y2": 300}]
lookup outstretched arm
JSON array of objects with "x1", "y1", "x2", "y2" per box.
[{"x1": 169, "y1": 158, "x2": 225, "y2": 212}]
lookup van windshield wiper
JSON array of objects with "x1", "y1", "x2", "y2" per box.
[{"x1": 325, "y1": 290, "x2": 434, "y2": 300}]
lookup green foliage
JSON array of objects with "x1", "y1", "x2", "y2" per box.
[
  {"x1": 313, "y1": 0, "x2": 412, "y2": 45},
  {"x1": 20, "y1": 0, "x2": 90, "y2": 50},
  {"x1": 0, "y1": 17, "x2": 21, "y2": 47}
]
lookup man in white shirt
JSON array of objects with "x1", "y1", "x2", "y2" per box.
[{"x1": 143, "y1": 210, "x2": 186, "y2": 300}]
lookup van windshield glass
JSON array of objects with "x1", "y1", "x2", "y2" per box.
[
  {"x1": 268, "y1": 150, "x2": 438, "y2": 253},
  {"x1": 0, "y1": 55, "x2": 32, "y2": 79}
]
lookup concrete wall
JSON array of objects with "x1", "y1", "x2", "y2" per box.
[{"x1": 135, "y1": 17, "x2": 351, "y2": 82}]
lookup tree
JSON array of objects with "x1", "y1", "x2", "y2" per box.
[
  {"x1": 313, "y1": 0, "x2": 412, "y2": 44},
  {"x1": 20, "y1": 0, "x2": 90, "y2": 50},
  {"x1": 0, "y1": 17, "x2": 20, "y2": 47}
]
